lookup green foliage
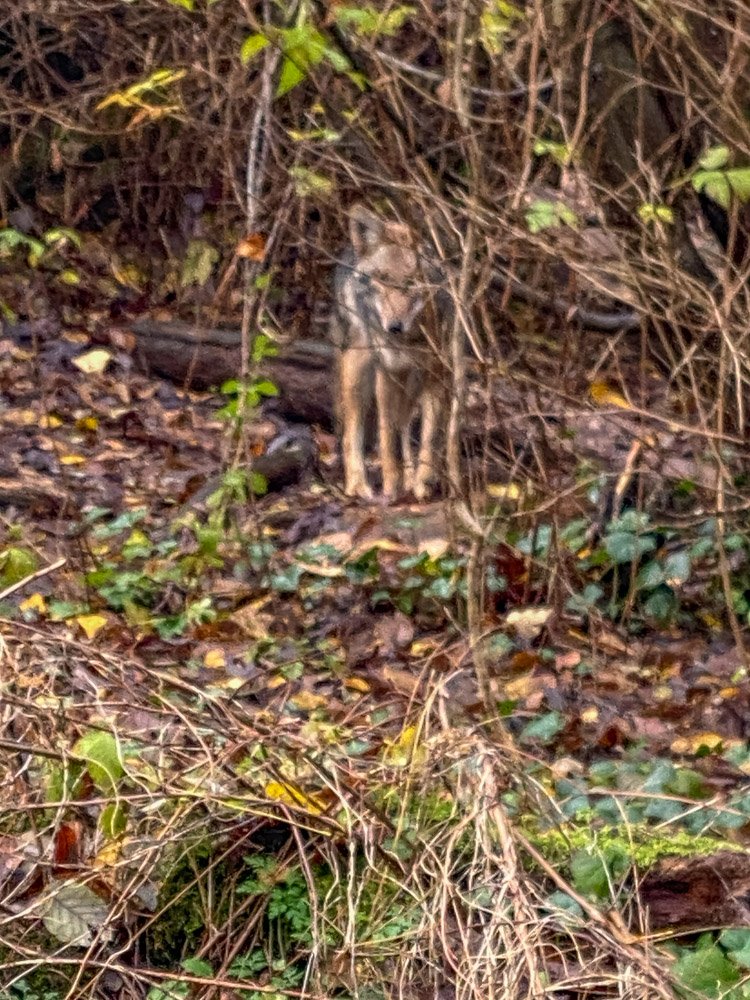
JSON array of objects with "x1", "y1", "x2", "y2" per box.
[
  {"x1": 534, "y1": 750, "x2": 750, "y2": 838},
  {"x1": 350, "y1": 547, "x2": 468, "y2": 615},
  {"x1": 533, "y1": 138, "x2": 572, "y2": 166},
  {"x1": 217, "y1": 333, "x2": 278, "y2": 431},
  {"x1": 84, "y1": 511, "x2": 220, "y2": 638},
  {"x1": 73, "y1": 730, "x2": 124, "y2": 795},
  {"x1": 0, "y1": 546, "x2": 38, "y2": 587},
  {"x1": 519, "y1": 711, "x2": 564, "y2": 746},
  {"x1": 638, "y1": 202, "x2": 674, "y2": 225},
  {"x1": 180, "y1": 239, "x2": 218, "y2": 288},
  {"x1": 0, "y1": 224, "x2": 83, "y2": 280},
  {"x1": 480, "y1": 1, "x2": 525, "y2": 56},
  {"x1": 146, "y1": 957, "x2": 215, "y2": 1000},
  {"x1": 334, "y1": 4, "x2": 416, "y2": 37},
  {"x1": 693, "y1": 166, "x2": 750, "y2": 208},
  {"x1": 241, "y1": 21, "x2": 352, "y2": 97},
  {"x1": 0, "y1": 977, "x2": 64, "y2": 1000},
  {"x1": 672, "y1": 937, "x2": 740, "y2": 998},
  {"x1": 555, "y1": 505, "x2": 728, "y2": 626},
  {"x1": 525, "y1": 199, "x2": 579, "y2": 233}
]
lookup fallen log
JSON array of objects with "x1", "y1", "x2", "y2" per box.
[{"x1": 128, "y1": 318, "x2": 335, "y2": 426}]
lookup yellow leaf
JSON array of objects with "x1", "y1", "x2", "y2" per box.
[
  {"x1": 589, "y1": 382, "x2": 632, "y2": 409},
  {"x1": 652, "y1": 684, "x2": 673, "y2": 702},
  {"x1": 60, "y1": 454, "x2": 86, "y2": 465},
  {"x1": 76, "y1": 416, "x2": 99, "y2": 431},
  {"x1": 264, "y1": 781, "x2": 324, "y2": 814},
  {"x1": 409, "y1": 639, "x2": 438, "y2": 656},
  {"x1": 20, "y1": 593, "x2": 46, "y2": 614},
  {"x1": 581, "y1": 706, "x2": 599, "y2": 724},
  {"x1": 40, "y1": 413, "x2": 62, "y2": 429},
  {"x1": 383, "y1": 725, "x2": 425, "y2": 766},
  {"x1": 93, "y1": 838, "x2": 126, "y2": 868},
  {"x1": 207, "y1": 676, "x2": 245, "y2": 691},
  {"x1": 76, "y1": 614, "x2": 108, "y2": 639},
  {"x1": 671, "y1": 732, "x2": 724, "y2": 754},
  {"x1": 73, "y1": 349, "x2": 112, "y2": 375},
  {"x1": 267, "y1": 675, "x2": 287, "y2": 689},
  {"x1": 290, "y1": 690, "x2": 327, "y2": 711},
  {"x1": 487, "y1": 482, "x2": 521, "y2": 500},
  {"x1": 504, "y1": 674, "x2": 535, "y2": 699},
  {"x1": 204, "y1": 648, "x2": 226, "y2": 669},
  {"x1": 344, "y1": 676, "x2": 370, "y2": 693}
]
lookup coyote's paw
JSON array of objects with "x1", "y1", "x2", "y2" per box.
[{"x1": 345, "y1": 478, "x2": 374, "y2": 501}]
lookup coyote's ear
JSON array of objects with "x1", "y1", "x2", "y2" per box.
[{"x1": 349, "y1": 203, "x2": 384, "y2": 258}]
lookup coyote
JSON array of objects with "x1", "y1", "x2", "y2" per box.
[{"x1": 330, "y1": 203, "x2": 444, "y2": 501}]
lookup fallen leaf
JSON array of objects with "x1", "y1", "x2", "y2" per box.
[
  {"x1": 236, "y1": 232, "x2": 267, "y2": 260},
  {"x1": 505, "y1": 606, "x2": 552, "y2": 641},
  {"x1": 344, "y1": 676, "x2": 370, "y2": 693},
  {"x1": 203, "y1": 648, "x2": 227, "y2": 669},
  {"x1": 265, "y1": 781, "x2": 324, "y2": 814},
  {"x1": 20, "y1": 593, "x2": 47, "y2": 615},
  {"x1": 589, "y1": 382, "x2": 632, "y2": 409},
  {"x1": 486, "y1": 482, "x2": 521, "y2": 500},
  {"x1": 504, "y1": 674, "x2": 535, "y2": 699},
  {"x1": 295, "y1": 561, "x2": 345, "y2": 578},
  {"x1": 290, "y1": 690, "x2": 327, "y2": 711},
  {"x1": 382, "y1": 665, "x2": 420, "y2": 697},
  {"x1": 75, "y1": 614, "x2": 108, "y2": 640},
  {"x1": 73, "y1": 349, "x2": 112, "y2": 375},
  {"x1": 671, "y1": 732, "x2": 724, "y2": 754},
  {"x1": 42, "y1": 880, "x2": 112, "y2": 947},
  {"x1": 383, "y1": 724, "x2": 426, "y2": 766}
]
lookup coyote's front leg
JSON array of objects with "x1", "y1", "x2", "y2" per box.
[
  {"x1": 339, "y1": 348, "x2": 373, "y2": 499},
  {"x1": 375, "y1": 367, "x2": 400, "y2": 499}
]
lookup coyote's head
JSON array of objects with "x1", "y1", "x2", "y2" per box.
[{"x1": 346, "y1": 204, "x2": 426, "y2": 337}]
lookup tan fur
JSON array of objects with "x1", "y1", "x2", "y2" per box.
[{"x1": 330, "y1": 204, "x2": 443, "y2": 500}]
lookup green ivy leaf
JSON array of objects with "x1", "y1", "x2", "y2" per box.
[
  {"x1": 673, "y1": 944, "x2": 739, "y2": 997},
  {"x1": 663, "y1": 549, "x2": 691, "y2": 586},
  {"x1": 545, "y1": 890, "x2": 584, "y2": 919},
  {"x1": 182, "y1": 958, "x2": 214, "y2": 978},
  {"x1": 720, "y1": 929, "x2": 750, "y2": 969},
  {"x1": 520, "y1": 711, "x2": 564, "y2": 745},
  {"x1": 604, "y1": 531, "x2": 656, "y2": 564},
  {"x1": 634, "y1": 560, "x2": 664, "y2": 590}
]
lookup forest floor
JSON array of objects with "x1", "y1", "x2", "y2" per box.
[{"x1": 2, "y1": 254, "x2": 750, "y2": 1000}]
